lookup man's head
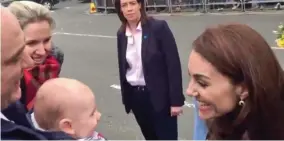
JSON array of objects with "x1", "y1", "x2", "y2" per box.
[
  {"x1": 33, "y1": 78, "x2": 101, "y2": 139},
  {"x1": 1, "y1": 7, "x2": 27, "y2": 109}
]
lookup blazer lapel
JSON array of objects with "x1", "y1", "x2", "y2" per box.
[{"x1": 120, "y1": 33, "x2": 128, "y2": 73}]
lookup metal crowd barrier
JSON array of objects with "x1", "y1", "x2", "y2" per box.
[{"x1": 95, "y1": 0, "x2": 284, "y2": 13}]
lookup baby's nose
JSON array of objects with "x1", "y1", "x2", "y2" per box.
[{"x1": 97, "y1": 111, "x2": 101, "y2": 120}]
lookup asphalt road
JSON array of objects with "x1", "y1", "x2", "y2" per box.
[{"x1": 50, "y1": 2, "x2": 284, "y2": 139}]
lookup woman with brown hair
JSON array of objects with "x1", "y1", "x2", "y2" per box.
[{"x1": 187, "y1": 23, "x2": 284, "y2": 140}]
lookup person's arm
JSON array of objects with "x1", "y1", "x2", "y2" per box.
[
  {"x1": 116, "y1": 31, "x2": 127, "y2": 106},
  {"x1": 158, "y1": 20, "x2": 185, "y2": 107}
]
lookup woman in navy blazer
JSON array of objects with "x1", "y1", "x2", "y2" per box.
[{"x1": 115, "y1": 0, "x2": 185, "y2": 139}]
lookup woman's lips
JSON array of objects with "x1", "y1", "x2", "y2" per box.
[
  {"x1": 33, "y1": 58, "x2": 43, "y2": 62},
  {"x1": 33, "y1": 58, "x2": 45, "y2": 65},
  {"x1": 198, "y1": 101, "x2": 212, "y2": 111}
]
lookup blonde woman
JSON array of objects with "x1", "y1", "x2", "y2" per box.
[{"x1": 5, "y1": 1, "x2": 64, "y2": 111}]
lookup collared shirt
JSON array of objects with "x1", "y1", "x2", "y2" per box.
[
  {"x1": 30, "y1": 112, "x2": 45, "y2": 131},
  {"x1": 125, "y1": 22, "x2": 146, "y2": 86},
  {"x1": 1, "y1": 112, "x2": 10, "y2": 121},
  {"x1": 78, "y1": 131, "x2": 107, "y2": 141}
]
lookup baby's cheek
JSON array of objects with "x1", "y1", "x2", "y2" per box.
[
  {"x1": 74, "y1": 122, "x2": 91, "y2": 138},
  {"x1": 86, "y1": 120, "x2": 98, "y2": 136}
]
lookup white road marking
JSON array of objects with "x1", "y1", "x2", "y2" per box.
[
  {"x1": 53, "y1": 32, "x2": 117, "y2": 39},
  {"x1": 110, "y1": 84, "x2": 195, "y2": 108},
  {"x1": 86, "y1": 11, "x2": 284, "y2": 17},
  {"x1": 184, "y1": 101, "x2": 195, "y2": 108},
  {"x1": 110, "y1": 84, "x2": 121, "y2": 89},
  {"x1": 205, "y1": 11, "x2": 284, "y2": 16},
  {"x1": 271, "y1": 47, "x2": 284, "y2": 50},
  {"x1": 52, "y1": 32, "x2": 282, "y2": 50}
]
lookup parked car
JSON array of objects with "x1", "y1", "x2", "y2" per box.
[
  {"x1": 0, "y1": 0, "x2": 59, "y2": 10},
  {"x1": 33, "y1": 0, "x2": 59, "y2": 10},
  {"x1": 1, "y1": 0, "x2": 13, "y2": 6}
]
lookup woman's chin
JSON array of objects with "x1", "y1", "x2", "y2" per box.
[{"x1": 198, "y1": 110, "x2": 216, "y2": 120}]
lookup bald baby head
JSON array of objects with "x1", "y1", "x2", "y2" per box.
[{"x1": 33, "y1": 78, "x2": 98, "y2": 133}]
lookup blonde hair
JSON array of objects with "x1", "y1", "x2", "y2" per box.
[{"x1": 7, "y1": 1, "x2": 55, "y2": 29}]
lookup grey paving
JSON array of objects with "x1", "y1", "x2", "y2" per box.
[{"x1": 50, "y1": 2, "x2": 284, "y2": 139}]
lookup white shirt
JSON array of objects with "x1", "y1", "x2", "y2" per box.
[
  {"x1": 30, "y1": 112, "x2": 45, "y2": 131},
  {"x1": 1, "y1": 112, "x2": 10, "y2": 121},
  {"x1": 125, "y1": 23, "x2": 146, "y2": 86}
]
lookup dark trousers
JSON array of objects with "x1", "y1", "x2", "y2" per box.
[{"x1": 129, "y1": 86, "x2": 178, "y2": 140}]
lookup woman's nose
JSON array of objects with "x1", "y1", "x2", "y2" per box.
[
  {"x1": 126, "y1": 5, "x2": 133, "y2": 11},
  {"x1": 186, "y1": 87, "x2": 193, "y2": 97},
  {"x1": 186, "y1": 81, "x2": 197, "y2": 97},
  {"x1": 186, "y1": 88, "x2": 199, "y2": 97},
  {"x1": 35, "y1": 43, "x2": 47, "y2": 56}
]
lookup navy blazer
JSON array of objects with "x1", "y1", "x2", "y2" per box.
[
  {"x1": 117, "y1": 18, "x2": 185, "y2": 113},
  {"x1": 1, "y1": 101, "x2": 74, "y2": 140}
]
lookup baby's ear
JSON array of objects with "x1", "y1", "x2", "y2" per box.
[{"x1": 58, "y1": 118, "x2": 75, "y2": 136}]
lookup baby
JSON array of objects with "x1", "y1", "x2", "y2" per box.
[{"x1": 30, "y1": 78, "x2": 105, "y2": 140}]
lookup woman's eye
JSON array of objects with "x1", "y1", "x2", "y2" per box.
[
  {"x1": 44, "y1": 38, "x2": 51, "y2": 43},
  {"x1": 26, "y1": 41, "x2": 37, "y2": 46},
  {"x1": 197, "y1": 80, "x2": 208, "y2": 88}
]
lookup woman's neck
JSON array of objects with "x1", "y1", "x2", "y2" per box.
[
  {"x1": 127, "y1": 15, "x2": 141, "y2": 31},
  {"x1": 128, "y1": 21, "x2": 138, "y2": 31}
]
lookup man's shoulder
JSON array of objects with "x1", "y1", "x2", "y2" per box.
[
  {"x1": 1, "y1": 119, "x2": 48, "y2": 140},
  {"x1": 1, "y1": 101, "x2": 33, "y2": 128},
  {"x1": 1, "y1": 119, "x2": 74, "y2": 140}
]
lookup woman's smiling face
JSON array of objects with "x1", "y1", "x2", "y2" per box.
[
  {"x1": 186, "y1": 50, "x2": 245, "y2": 120},
  {"x1": 23, "y1": 20, "x2": 52, "y2": 66}
]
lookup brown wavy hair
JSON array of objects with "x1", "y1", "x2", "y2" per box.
[{"x1": 193, "y1": 23, "x2": 284, "y2": 140}]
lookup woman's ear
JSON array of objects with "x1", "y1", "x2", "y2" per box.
[
  {"x1": 239, "y1": 91, "x2": 249, "y2": 101},
  {"x1": 58, "y1": 118, "x2": 75, "y2": 136},
  {"x1": 235, "y1": 84, "x2": 249, "y2": 101},
  {"x1": 138, "y1": 2, "x2": 141, "y2": 9}
]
